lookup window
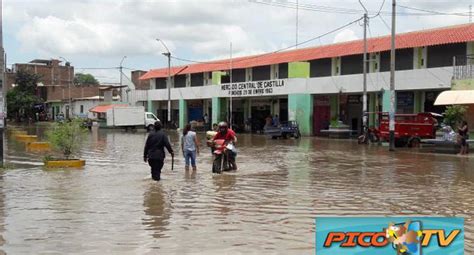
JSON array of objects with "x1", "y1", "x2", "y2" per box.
[
  {"x1": 80, "y1": 105, "x2": 84, "y2": 113},
  {"x1": 146, "y1": 113, "x2": 157, "y2": 120}
]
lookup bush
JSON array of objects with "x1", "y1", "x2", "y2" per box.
[
  {"x1": 443, "y1": 105, "x2": 467, "y2": 129},
  {"x1": 46, "y1": 119, "x2": 88, "y2": 159}
]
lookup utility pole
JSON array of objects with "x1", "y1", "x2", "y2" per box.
[
  {"x1": 0, "y1": 0, "x2": 5, "y2": 167},
  {"x1": 389, "y1": 0, "x2": 396, "y2": 151},
  {"x1": 470, "y1": 5, "x2": 472, "y2": 23},
  {"x1": 119, "y1": 56, "x2": 127, "y2": 103},
  {"x1": 361, "y1": 10, "x2": 368, "y2": 139},
  {"x1": 229, "y1": 42, "x2": 233, "y2": 127},
  {"x1": 156, "y1": 39, "x2": 172, "y2": 127}
]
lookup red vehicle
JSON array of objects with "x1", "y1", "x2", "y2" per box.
[{"x1": 378, "y1": 112, "x2": 437, "y2": 147}]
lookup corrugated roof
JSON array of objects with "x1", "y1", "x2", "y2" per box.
[{"x1": 140, "y1": 23, "x2": 474, "y2": 80}]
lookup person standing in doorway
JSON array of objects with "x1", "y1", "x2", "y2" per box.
[
  {"x1": 272, "y1": 114, "x2": 280, "y2": 127},
  {"x1": 264, "y1": 115, "x2": 273, "y2": 130},
  {"x1": 458, "y1": 120, "x2": 469, "y2": 155},
  {"x1": 181, "y1": 124, "x2": 200, "y2": 171},
  {"x1": 144, "y1": 121, "x2": 174, "y2": 181},
  {"x1": 203, "y1": 113, "x2": 209, "y2": 130}
]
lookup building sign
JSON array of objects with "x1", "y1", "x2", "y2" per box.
[
  {"x1": 347, "y1": 95, "x2": 362, "y2": 104},
  {"x1": 220, "y1": 80, "x2": 286, "y2": 97}
]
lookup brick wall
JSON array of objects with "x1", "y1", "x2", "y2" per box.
[
  {"x1": 46, "y1": 85, "x2": 102, "y2": 102},
  {"x1": 14, "y1": 62, "x2": 74, "y2": 86},
  {"x1": 131, "y1": 70, "x2": 150, "y2": 90}
]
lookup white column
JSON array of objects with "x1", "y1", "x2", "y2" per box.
[{"x1": 246, "y1": 68, "x2": 253, "y2": 81}]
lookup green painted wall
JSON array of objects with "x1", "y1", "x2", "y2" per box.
[
  {"x1": 382, "y1": 90, "x2": 396, "y2": 112},
  {"x1": 452, "y1": 79, "x2": 474, "y2": 90},
  {"x1": 288, "y1": 93, "x2": 313, "y2": 136},
  {"x1": 147, "y1": 100, "x2": 153, "y2": 113},
  {"x1": 288, "y1": 62, "x2": 310, "y2": 78},
  {"x1": 179, "y1": 99, "x2": 187, "y2": 129},
  {"x1": 212, "y1": 97, "x2": 227, "y2": 124},
  {"x1": 212, "y1": 71, "x2": 224, "y2": 85}
]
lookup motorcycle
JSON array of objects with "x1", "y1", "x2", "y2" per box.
[
  {"x1": 358, "y1": 127, "x2": 380, "y2": 144},
  {"x1": 212, "y1": 139, "x2": 236, "y2": 174}
]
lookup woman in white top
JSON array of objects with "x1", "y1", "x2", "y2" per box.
[{"x1": 181, "y1": 124, "x2": 200, "y2": 171}]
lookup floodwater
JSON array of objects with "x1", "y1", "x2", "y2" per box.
[{"x1": 0, "y1": 126, "x2": 473, "y2": 254}]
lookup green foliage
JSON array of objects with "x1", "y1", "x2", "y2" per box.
[
  {"x1": 443, "y1": 105, "x2": 467, "y2": 129},
  {"x1": 330, "y1": 119, "x2": 340, "y2": 128},
  {"x1": 46, "y1": 119, "x2": 88, "y2": 159},
  {"x1": 6, "y1": 70, "x2": 43, "y2": 120},
  {"x1": 74, "y1": 73, "x2": 99, "y2": 86}
]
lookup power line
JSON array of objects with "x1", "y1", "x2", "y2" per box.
[
  {"x1": 398, "y1": 5, "x2": 470, "y2": 17},
  {"x1": 369, "y1": 0, "x2": 386, "y2": 18},
  {"x1": 167, "y1": 17, "x2": 363, "y2": 67},
  {"x1": 250, "y1": 0, "x2": 471, "y2": 17}
]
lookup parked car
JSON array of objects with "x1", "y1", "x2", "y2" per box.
[{"x1": 264, "y1": 121, "x2": 301, "y2": 139}]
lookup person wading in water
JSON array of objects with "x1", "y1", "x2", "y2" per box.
[
  {"x1": 181, "y1": 124, "x2": 199, "y2": 171},
  {"x1": 144, "y1": 121, "x2": 174, "y2": 181}
]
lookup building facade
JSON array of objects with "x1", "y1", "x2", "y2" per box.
[
  {"x1": 6, "y1": 59, "x2": 124, "y2": 120},
  {"x1": 137, "y1": 23, "x2": 474, "y2": 135}
]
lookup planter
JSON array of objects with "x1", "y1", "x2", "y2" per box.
[
  {"x1": 44, "y1": 159, "x2": 86, "y2": 168},
  {"x1": 15, "y1": 135, "x2": 38, "y2": 143},
  {"x1": 26, "y1": 142, "x2": 52, "y2": 152},
  {"x1": 11, "y1": 130, "x2": 28, "y2": 136}
]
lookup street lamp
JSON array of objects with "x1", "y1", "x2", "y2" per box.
[
  {"x1": 59, "y1": 56, "x2": 72, "y2": 118},
  {"x1": 156, "y1": 38, "x2": 172, "y2": 125}
]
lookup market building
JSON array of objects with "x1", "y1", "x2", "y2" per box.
[{"x1": 137, "y1": 23, "x2": 474, "y2": 136}]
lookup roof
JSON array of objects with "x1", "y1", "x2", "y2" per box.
[
  {"x1": 89, "y1": 104, "x2": 128, "y2": 113},
  {"x1": 29, "y1": 59, "x2": 61, "y2": 64},
  {"x1": 434, "y1": 90, "x2": 474, "y2": 105},
  {"x1": 73, "y1": 96, "x2": 121, "y2": 101},
  {"x1": 140, "y1": 23, "x2": 474, "y2": 80}
]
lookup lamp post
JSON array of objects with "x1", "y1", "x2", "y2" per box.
[
  {"x1": 59, "y1": 56, "x2": 72, "y2": 118},
  {"x1": 156, "y1": 39, "x2": 172, "y2": 126},
  {"x1": 389, "y1": 0, "x2": 396, "y2": 151}
]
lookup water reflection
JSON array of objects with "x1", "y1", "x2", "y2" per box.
[{"x1": 142, "y1": 183, "x2": 171, "y2": 240}]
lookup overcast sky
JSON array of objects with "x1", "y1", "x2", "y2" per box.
[{"x1": 3, "y1": 0, "x2": 473, "y2": 83}]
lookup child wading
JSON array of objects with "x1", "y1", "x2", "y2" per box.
[{"x1": 181, "y1": 124, "x2": 200, "y2": 171}]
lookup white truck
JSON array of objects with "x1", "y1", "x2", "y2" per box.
[{"x1": 106, "y1": 106, "x2": 159, "y2": 131}]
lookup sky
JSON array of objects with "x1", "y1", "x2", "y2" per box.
[{"x1": 3, "y1": 0, "x2": 474, "y2": 83}]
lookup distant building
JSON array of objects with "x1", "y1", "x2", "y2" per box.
[
  {"x1": 6, "y1": 59, "x2": 124, "y2": 120},
  {"x1": 131, "y1": 70, "x2": 150, "y2": 90}
]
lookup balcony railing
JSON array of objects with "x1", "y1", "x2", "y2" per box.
[{"x1": 454, "y1": 55, "x2": 474, "y2": 80}]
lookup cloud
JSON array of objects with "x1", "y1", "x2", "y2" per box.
[
  {"x1": 333, "y1": 29, "x2": 359, "y2": 43},
  {"x1": 4, "y1": 0, "x2": 474, "y2": 83}
]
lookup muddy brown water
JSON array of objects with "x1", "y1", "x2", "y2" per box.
[{"x1": 0, "y1": 127, "x2": 473, "y2": 254}]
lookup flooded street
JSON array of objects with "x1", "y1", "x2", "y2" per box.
[{"x1": 0, "y1": 128, "x2": 473, "y2": 254}]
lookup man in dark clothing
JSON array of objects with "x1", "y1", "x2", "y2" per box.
[{"x1": 144, "y1": 121, "x2": 174, "y2": 181}]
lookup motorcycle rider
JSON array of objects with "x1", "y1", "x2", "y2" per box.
[{"x1": 213, "y1": 122, "x2": 237, "y2": 170}]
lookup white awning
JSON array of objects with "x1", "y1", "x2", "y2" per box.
[{"x1": 434, "y1": 90, "x2": 474, "y2": 105}]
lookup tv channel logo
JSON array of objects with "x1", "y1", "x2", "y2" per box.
[{"x1": 316, "y1": 217, "x2": 464, "y2": 255}]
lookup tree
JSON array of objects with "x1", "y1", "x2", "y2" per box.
[
  {"x1": 6, "y1": 70, "x2": 43, "y2": 121},
  {"x1": 443, "y1": 105, "x2": 467, "y2": 129},
  {"x1": 73, "y1": 73, "x2": 99, "y2": 86},
  {"x1": 46, "y1": 119, "x2": 88, "y2": 159}
]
